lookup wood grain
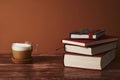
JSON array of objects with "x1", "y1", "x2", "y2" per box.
[{"x1": 0, "y1": 53, "x2": 120, "y2": 80}]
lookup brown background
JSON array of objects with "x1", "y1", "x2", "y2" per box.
[{"x1": 0, "y1": 0, "x2": 119, "y2": 54}]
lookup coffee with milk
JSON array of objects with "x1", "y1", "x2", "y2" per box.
[{"x1": 12, "y1": 43, "x2": 33, "y2": 60}]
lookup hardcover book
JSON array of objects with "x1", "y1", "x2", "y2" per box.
[
  {"x1": 62, "y1": 35, "x2": 118, "y2": 47},
  {"x1": 64, "y1": 41, "x2": 117, "y2": 55},
  {"x1": 64, "y1": 49, "x2": 116, "y2": 70},
  {"x1": 70, "y1": 29, "x2": 105, "y2": 39}
]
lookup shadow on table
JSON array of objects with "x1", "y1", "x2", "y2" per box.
[{"x1": 32, "y1": 55, "x2": 64, "y2": 64}]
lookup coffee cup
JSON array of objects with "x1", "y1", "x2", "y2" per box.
[{"x1": 12, "y1": 43, "x2": 33, "y2": 60}]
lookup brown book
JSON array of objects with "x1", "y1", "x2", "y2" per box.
[
  {"x1": 64, "y1": 49, "x2": 116, "y2": 70},
  {"x1": 64, "y1": 41, "x2": 117, "y2": 55}
]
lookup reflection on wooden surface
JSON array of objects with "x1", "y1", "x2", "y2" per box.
[
  {"x1": 0, "y1": 53, "x2": 64, "y2": 80},
  {"x1": 0, "y1": 53, "x2": 120, "y2": 80}
]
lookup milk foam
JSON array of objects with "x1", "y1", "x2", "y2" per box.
[{"x1": 12, "y1": 43, "x2": 32, "y2": 51}]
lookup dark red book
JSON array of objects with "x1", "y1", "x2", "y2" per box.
[
  {"x1": 64, "y1": 49, "x2": 116, "y2": 70},
  {"x1": 62, "y1": 35, "x2": 118, "y2": 47}
]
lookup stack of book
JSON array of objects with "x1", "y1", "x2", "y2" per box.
[{"x1": 62, "y1": 29, "x2": 118, "y2": 70}]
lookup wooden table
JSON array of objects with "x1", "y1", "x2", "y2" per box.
[{"x1": 0, "y1": 53, "x2": 120, "y2": 80}]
